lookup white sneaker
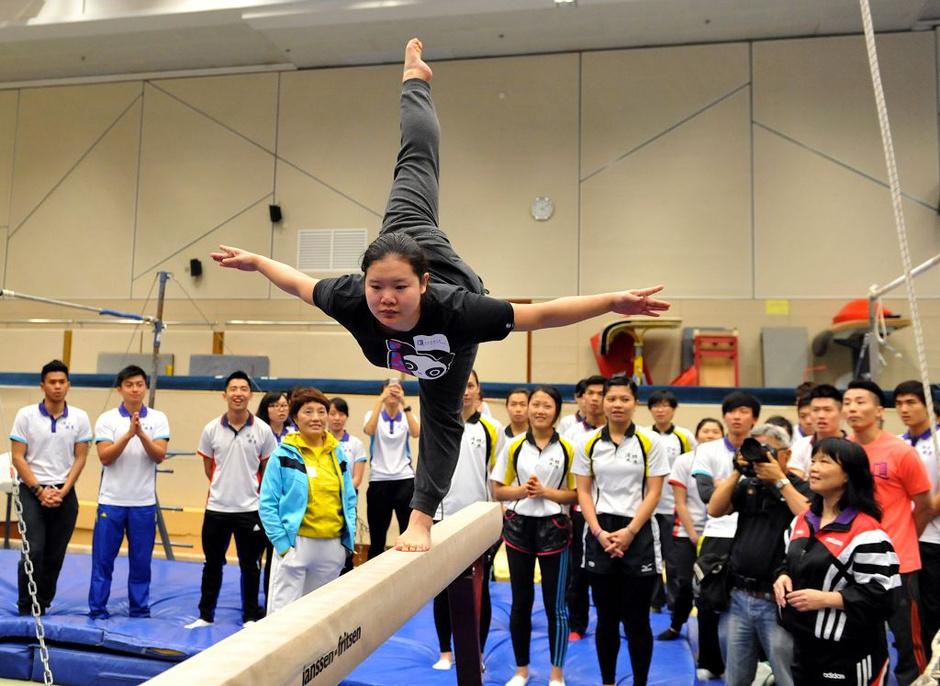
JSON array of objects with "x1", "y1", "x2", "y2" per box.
[
  {"x1": 184, "y1": 618, "x2": 212, "y2": 629},
  {"x1": 242, "y1": 620, "x2": 256, "y2": 628},
  {"x1": 549, "y1": 680, "x2": 566, "y2": 686},
  {"x1": 505, "y1": 675, "x2": 529, "y2": 686},
  {"x1": 752, "y1": 661, "x2": 773, "y2": 686},
  {"x1": 432, "y1": 657, "x2": 452, "y2": 670},
  {"x1": 696, "y1": 668, "x2": 719, "y2": 681}
]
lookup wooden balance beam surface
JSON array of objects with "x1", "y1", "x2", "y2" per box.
[{"x1": 144, "y1": 501, "x2": 504, "y2": 686}]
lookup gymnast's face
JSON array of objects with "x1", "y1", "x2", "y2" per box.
[{"x1": 364, "y1": 255, "x2": 430, "y2": 332}]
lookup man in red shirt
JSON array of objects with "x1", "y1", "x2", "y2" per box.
[{"x1": 845, "y1": 379, "x2": 933, "y2": 685}]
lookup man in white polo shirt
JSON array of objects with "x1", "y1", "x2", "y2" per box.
[
  {"x1": 187, "y1": 371, "x2": 277, "y2": 628},
  {"x1": 10, "y1": 360, "x2": 92, "y2": 615},
  {"x1": 89, "y1": 365, "x2": 170, "y2": 619}
]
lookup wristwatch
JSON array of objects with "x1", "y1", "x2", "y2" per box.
[
  {"x1": 403, "y1": 406, "x2": 412, "y2": 413},
  {"x1": 774, "y1": 478, "x2": 788, "y2": 491},
  {"x1": 31, "y1": 484, "x2": 44, "y2": 496}
]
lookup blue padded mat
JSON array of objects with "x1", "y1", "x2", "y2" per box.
[
  {"x1": 346, "y1": 583, "x2": 696, "y2": 686},
  {"x1": 0, "y1": 549, "x2": 242, "y2": 658},
  {"x1": 0, "y1": 548, "x2": 697, "y2": 685}
]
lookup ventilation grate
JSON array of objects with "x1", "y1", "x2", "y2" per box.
[{"x1": 297, "y1": 229, "x2": 368, "y2": 272}]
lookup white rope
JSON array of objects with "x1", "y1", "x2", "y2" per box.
[{"x1": 858, "y1": 0, "x2": 938, "y2": 452}]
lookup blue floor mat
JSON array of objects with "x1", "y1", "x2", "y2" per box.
[
  {"x1": 0, "y1": 549, "x2": 697, "y2": 685},
  {"x1": 346, "y1": 588, "x2": 695, "y2": 686},
  {"x1": 0, "y1": 548, "x2": 241, "y2": 657}
]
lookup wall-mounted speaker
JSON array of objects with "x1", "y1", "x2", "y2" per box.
[
  {"x1": 189, "y1": 258, "x2": 203, "y2": 278},
  {"x1": 269, "y1": 204, "x2": 283, "y2": 223}
]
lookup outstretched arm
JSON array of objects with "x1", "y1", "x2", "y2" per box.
[
  {"x1": 510, "y1": 286, "x2": 669, "y2": 332},
  {"x1": 211, "y1": 245, "x2": 318, "y2": 306}
]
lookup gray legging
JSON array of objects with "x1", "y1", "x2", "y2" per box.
[{"x1": 379, "y1": 78, "x2": 485, "y2": 516}]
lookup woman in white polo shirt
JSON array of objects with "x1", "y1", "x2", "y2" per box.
[
  {"x1": 491, "y1": 385, "x2": 576, "y2": 686},
  {"x1": 572, "y1": 375, "x2": 670, "y2": 686},
  {"x1": 363, "y1": 379, "x2": 420, "y2": 559}
]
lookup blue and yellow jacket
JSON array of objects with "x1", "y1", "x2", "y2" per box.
[{"x1": 259, "y1": 432, "x2": 357, "y2": 555}]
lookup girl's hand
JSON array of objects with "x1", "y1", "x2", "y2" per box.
[
  {"x1": 610, "y1": 286, "x2": 670, "y2": 317},
  {"x1": 786, "y1": 588, "x2": 831, "y2": 612},
  {"x1": 773, "y1": 574, "x2": 792, "y2": 608},
  {"x1": 596, "y1": 530, "x2": 616, "y2": 557},
  {"x1": 211, "y1": 245, "x2": 259, "y2": 272},
  {"x1": 604, "y1": 528, "x2": 634, "y2": 557},
  {"x1": 524, "y1": 476, "x2": 546, "y2": 499}
]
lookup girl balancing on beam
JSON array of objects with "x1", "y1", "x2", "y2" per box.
[{"x1": 211, "y1": 37, "x2": 670, "y2": 553}]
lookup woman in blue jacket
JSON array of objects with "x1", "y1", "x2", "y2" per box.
[{"x1": 260, "y1": 387, "x2": 357, "y2": 613}]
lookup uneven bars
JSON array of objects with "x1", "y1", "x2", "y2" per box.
[
  {"x1": 144, "y1": 501, "x2": 503, "y2": 686},
  {"x1": 0, "y1": 289, "x2": 156, "y2": 323}
]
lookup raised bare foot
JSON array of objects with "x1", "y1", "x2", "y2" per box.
[
  {"x1": 403, "y1": 37, "x2": 432, "y2": 83},
  {"x1": 394, "y1": 509, "x2": 432, "y2": 552}
]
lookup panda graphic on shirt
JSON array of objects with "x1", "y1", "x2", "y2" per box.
[{"x1": 387, "y1": 337, "x2": 455, "y2": 380}]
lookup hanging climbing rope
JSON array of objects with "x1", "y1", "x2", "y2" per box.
[
  {"x1": 857, "y1": 1, "x2": 938, "y2": 441},
  {"x1": 858, "y1": 0, "x2": 940, "y2": 681}
]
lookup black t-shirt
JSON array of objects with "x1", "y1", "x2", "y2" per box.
[
  {"x1": 729, "y1": 472, "x2": 811, "y2": 585},
  {"x1": 313, "y1": 275, "x2": 515, "y2": 380}
]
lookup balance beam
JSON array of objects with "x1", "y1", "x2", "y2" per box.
[{"x1": 145, "y1": 501, "x2": 503, "y2": 686}]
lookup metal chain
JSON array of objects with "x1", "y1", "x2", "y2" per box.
[{"x1": 11, "y1": 479, "x2": 54, "y2": 685}]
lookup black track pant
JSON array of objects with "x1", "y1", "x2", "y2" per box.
[
  {"x1": 591, "y1": 573, "x2": 657, "y2": 686},
  {"x1": 380, "y1": 78, "x2": 485, "y2": 517},
  {"x1": 198, "y1": 510, "x2": 266, "y2": 623},
  {"x1": 792, "y1": 638, "x2": 888, "y2": 686},
  {"x1": 651, "y1": 512, "x2": 676, "y2": 609},
  {"x1": 566, "y1": 509, "x2": 591, "y2": 635},
  {"x1": 695, "y1": 536, "x2": 732, "y2": 676},
  {"x1": 506, "y1": 546, "x2": 569, "y2": 668},
  {"x1": 433, "y1": 556, "x2": 494, "y2": 653},
  {"x1": 919, "y1": 541, "x2": 940, "y2": 661},
  {"x1": 669, "y1": 536, "x2": 697, "y2": 632},
  {"x1": 887, "y1": 571, "x2": 926, "y2": 685},
  {"x1": 366, "y1": 478, "x2": 413, "y2": 560},
  {"x1": 17, "y1": 487, "x2": 78, "y2": 613}
]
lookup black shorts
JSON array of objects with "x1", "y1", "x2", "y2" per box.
[
  {"x1": 584, "y1": 512, "x2": 658, "y2": 577},
  {"x1": 502, "y1": 510, "x2": 571, "y2": 556}
]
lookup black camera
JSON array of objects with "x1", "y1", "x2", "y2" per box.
[{"x1": 738, "y1": 437, "x2": 773, "y2": 477}]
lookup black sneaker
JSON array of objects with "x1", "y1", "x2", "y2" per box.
[{"x1": 656, "y1": 627, "x2": 680, "y2": 641}]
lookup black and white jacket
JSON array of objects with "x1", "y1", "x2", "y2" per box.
[{"x1": 779, "y1": 507, "x2": 899, "y2": 648}]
